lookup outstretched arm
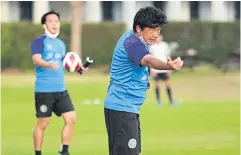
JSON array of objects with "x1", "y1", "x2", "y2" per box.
[{"x1": 141, "y1": 54, "x2": 183, "y2": 71}]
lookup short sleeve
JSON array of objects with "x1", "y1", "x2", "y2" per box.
[
  {"x1": 30, "y1": 37, "x2": 45, "y2": 55},
  {"x1": 124, "y1": 39, "x2": 149, "y2": 66}
]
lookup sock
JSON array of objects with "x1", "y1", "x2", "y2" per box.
[
  {"x1": 155, "y1": 87, "x2": 160, "y2": 103},
  {"x1": 35, "y1": 150, "x2": 41, "y2": 155},
  {"x1": 167, "y1": 87, "x2": 173, "y2": 103},
  {"x1": 60, "y1": 144, "x2": 69, "y2": 153}
]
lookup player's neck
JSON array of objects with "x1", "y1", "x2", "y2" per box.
[
  {"x1": 44, "y1": 29, "x2": 59, "y2": 39},
  {"x1": 135, "y1": 31, "x2": 141, "y2": 38},
  {"x1": 44, "y1": 34, "x2": 57, "y2": 40},
  {"x1": 135, "y1": 32, "x2": 148, "y2": 47}
]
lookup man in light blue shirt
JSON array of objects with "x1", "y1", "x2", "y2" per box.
[
  {"x1": 104, "y1": 6, "x2": 183, "y2": 155},
  {"x1": 31, "y1": 11, "x2": 86, "y2": 155}
]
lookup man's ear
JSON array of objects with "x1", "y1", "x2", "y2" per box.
[
  {"x1": 136, "y1": 25, "x2": 141, "y2": 33},
  {"x1": 42, "y1": 24, "x2": 46, "y2": 29}
]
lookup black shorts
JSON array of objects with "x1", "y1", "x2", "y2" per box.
[
  {"x1": 154, "y1": 72, "x2": 169, "y2": 81},
  {"x1": 34, "y1": 90, "x2": 74, "y2": 118},
  {"x1": 104, "y1": 108, "x2": 141, "y2": 155}
]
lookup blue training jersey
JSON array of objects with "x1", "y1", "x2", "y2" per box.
[
  {"x1": 30, "y1": 34, "x2": 66, "y2": 92},
  {"x1": 104, "y1": 30, "x2": 150, "y2": 114}
]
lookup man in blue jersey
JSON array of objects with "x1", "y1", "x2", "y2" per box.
[
  {"x1": 104, "y1": 6, "x2": 183, "y2": 155},
  {"x1": 30, "y1": 11, "x2": 86, "y2": 155}
]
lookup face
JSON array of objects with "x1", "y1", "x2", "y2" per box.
[
  {"x1": 43, "y1": 14, "x2": 60, "y2": 34},
  {"x1": 136, "y1": 26, "x2": 161, "y2": 45}
]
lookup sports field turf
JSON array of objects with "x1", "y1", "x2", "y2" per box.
[{"x1": 1, "y1": 66, "x2": 240, "y2": 155}]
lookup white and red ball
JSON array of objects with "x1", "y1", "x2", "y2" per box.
[{"x1": 62, "y1": 52, "x2": 82, "y2": 72}]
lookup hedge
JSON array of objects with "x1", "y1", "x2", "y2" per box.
[
  {"x1": 1, "y1": 21, "x2": 240, "y2": 70},
  {"x1": 1, "y1": 22, "x2": 125, "y2": 70},
  {"x1": 162, "y1": 21, "x2": 240, "y2": 63}
]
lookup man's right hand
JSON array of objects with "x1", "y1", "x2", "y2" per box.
[
  {"x1": 167, "y1": 57, "x2": 183, "y2": 71},
  {"x1": 49, "y1": 62, "x2": 59, "y2": 70}
]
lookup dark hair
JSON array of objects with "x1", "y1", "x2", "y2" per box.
[
  {"x1": 133, "y1": 6, "x2": 168, "y2": 32},
  {"x1": 41, "y1": 11, "x2": 60, "y2": 25}
]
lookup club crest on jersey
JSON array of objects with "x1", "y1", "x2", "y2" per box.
[
  {"x1": 54, "y1": 53, "x2": 61, "y2": 59},
  {"x1": 145, "y1": 67, "x2": 148, "y2": 71}
]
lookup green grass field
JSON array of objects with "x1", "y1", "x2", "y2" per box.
[{"x1": 1, "y1": 66, "x2": 240, "y2": 155}]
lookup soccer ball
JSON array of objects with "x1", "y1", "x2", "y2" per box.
[{"x1": 63, "y1": 52, "x2": 82, "y2": 72}]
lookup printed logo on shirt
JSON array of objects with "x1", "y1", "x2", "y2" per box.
[
  {"x1": 46, "y1": 44, "x2": 53, "y2": 51},
  {"x1": 141, "y1": 75, "x2": 147, "y2": 81},
  {"x1": 46, "y1": 53, "x2": 54, "y2": 60}
]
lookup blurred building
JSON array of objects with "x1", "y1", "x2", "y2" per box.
[{"x1": 1, "y1": 1, "x2": 240, "y2": 29}]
